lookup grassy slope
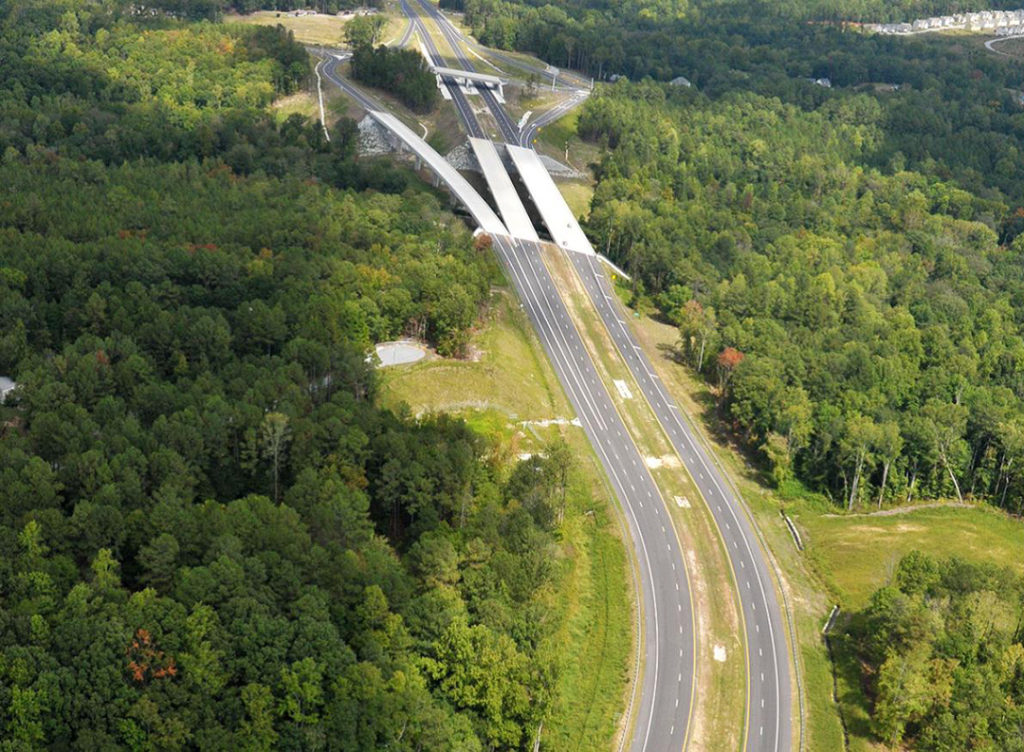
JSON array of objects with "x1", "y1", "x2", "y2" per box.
[
  {"x1": 226, "y1": 10, "x2": 406, "y2": 48},
  {"x1": 378, "y1": 292, "x2": 634, "y2": 751}
]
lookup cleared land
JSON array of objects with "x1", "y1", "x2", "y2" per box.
[
  {"x1": 226, "y1": 10, "x2": 405, "y2": 47},
  {"x1": 377, "y1": 291, "x2": 635, "y2": 751},
  {"x1": 800, "y1": 503, "x2": 1024, "y2": 609}
]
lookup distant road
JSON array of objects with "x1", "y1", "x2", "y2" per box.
[
  {"x1": 392, "y1": 16, "x2": 415, "y2": 48},
  {"x1": 399, "y1": 0, "x2": 483, "y2": 138},
  {"x1": 520, "y1": 89, "x2": 587, "y2": 147},
  {"x1": 319, "y1": 53, "x2": 380, "y2": 112},
  {"x1": 412, "y1": 0, "x2": 589, "y2": 147},
  {"x1": 985, "y1": 34, "x2": 1024, "y2": 55},
  {"x1": 411, "y1": 0, "x2": 520, "y2": 144}
]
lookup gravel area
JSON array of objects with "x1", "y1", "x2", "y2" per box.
[
  {"x1": 445, "y1": 141, "x2": 476, "y2": 170},
  {"x1": 357, "y1": 115, "x2": 393, "y2": 155}
]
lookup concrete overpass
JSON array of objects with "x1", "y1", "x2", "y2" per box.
[
  {"x1": 367, "y1": 110, "x2": 507, "y2": 236},
  {"x1": 468, "y1": 138, "x2": 538, "y2": 241},
  {"x1": 432, "y1": 65, "x2": 508, "y2": 98},
  {"x1": 506, "y1": 145, "x2": 594, "y2": 255}
]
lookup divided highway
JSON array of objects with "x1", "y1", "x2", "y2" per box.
[
  {"x1": 339, "y1": 9, "x2": 701, "y2": 747},
  {"x1": 412, "y1": 0, "x2": 521, "y2": 144},
  {"x1": 400, "y1": 0, "x2": 483, "y2": 138},
  {"x1": 318, "y1": 17, "x2": 797, "y2": 748},
  {"x1": 571, "y1": 252, "x2": 793, "y2": 752},
  {"x1": 491, "y1": 235, "x2": 695, "y2": 752}
]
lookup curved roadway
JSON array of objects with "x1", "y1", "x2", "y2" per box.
[
  {"x1": 339, "y1": 15, "x2": 700, "y2": 739},
  {"x1": 571, "y1": 252, "x2": 793, "y2": 752},
  {"x1": 492, "y1": 236, "x2": 695, "y2": 752}
]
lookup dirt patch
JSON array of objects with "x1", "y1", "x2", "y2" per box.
[
  {"x1": 892, "y1": 523, "x2": 926, "y2": 534},
  {"x1": 822, "y1": 501, "x2": 975, "y2": 518}
]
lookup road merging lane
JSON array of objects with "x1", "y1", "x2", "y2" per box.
[{"x1": 570, "y1": 252, "x2": 793, "y2": 752}]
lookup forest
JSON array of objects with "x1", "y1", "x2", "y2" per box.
[
  {"x1": 444, "y1": 0, "x2": 1024, "y2": 78},
  {"x1": 847, "y1": 552, "x2": 1024, "y2": 749},
  {"x1": 465, "y1": 1, "x2": 1024, "y2": 743},
  {"x1": 576, "y1": 79, "x2": 1024, "y2": 514},
  {"x1": 0, "y1": 0, "x2": 591, "y2": 748},
  {"x1": 525, "y1": 0, "x2": 1024, "y2": 520},
  {"x1": 350, "y1": 45, "x2": 440, "y2": 113}
]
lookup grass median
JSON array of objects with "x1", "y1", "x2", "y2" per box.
[{"x1": 541, "y1": 245, "x2": 748, "y2": 751}]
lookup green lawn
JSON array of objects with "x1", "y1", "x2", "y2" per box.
[
  {"x1": 795, "y1": 503, "x2": 1024, "y2": 610},
  {"x1": 378, "y1": 291, "x2": 570, "y2": 423},
  {"x1": 227, "y1": 10, "x2": 406, "y2": 47},
  {"x1": 542, "y1": 445, "x2": 635, "y2": 751},
  {"x1": 540, "y1": 246, "x2": 749, "y2": 749},
  {"x1": 558, "y1": 180, "x2": 594, "y2": 221}
]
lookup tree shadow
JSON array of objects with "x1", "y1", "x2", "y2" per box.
[
  {"x1": 828, "y1": 629, "x2": 876, "y2": 744},
  {"x1": 653, "y1": 342, "x2": 777, "y2": 491}
]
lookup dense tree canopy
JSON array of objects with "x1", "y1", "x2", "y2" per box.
[
  {"x1": 846, "y1": 552, "x2": 1024, "y2": 750},
  {"x1": 576, "y1": 77, "x2": 1024, "y2": 513},
  {"x1": 0, "y1": 1, "x2": 590, "y2": 748},
  {"x1": 350, "y1": 45, "x2": 441, "y2": 114}
]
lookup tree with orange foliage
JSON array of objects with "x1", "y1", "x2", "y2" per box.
[
  {"x1": 716, "y1": 346, "x2": 744, "y2": 398},
  {"x1": 126, "y1": 628, "x2": 177, "y2": 685}
]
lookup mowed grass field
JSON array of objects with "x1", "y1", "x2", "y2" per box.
[
  {"x1": 378, "y1": 290, "x2": 570, "y2": 423},
  {"x1": 377, "y1": 291, "x2": 635, "y2": 751},
  {"x1": 796, "y1": 503, "x2": 1024, "y2": 610},
  {"x1": 226, "y1": 10, "x2": 406, "y2": 48}
]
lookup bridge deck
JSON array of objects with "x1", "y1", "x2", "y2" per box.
[
  {"x1": 433, "y1": 65, "x2": 506, "y2": 86},
  {"x1": 506, "y1": 144, "x2": 593, "y2": 255},
  {"x1": 469, "y1": 138, "x2": 539, "y2": 241},
  {"x1": 369, "y1": 111, "x2": 507, "y2": 236}
]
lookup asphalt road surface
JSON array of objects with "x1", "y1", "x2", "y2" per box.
[
  {"x1": 319, "y1": 54, "x2": 380, "y2": 112},
  {"x1": 400, "y1": 0, "x2": 483, "y2": 138},
  {"x1": 491, "y1": 235, "x2": 695, "y2": 752},
  {"x1": 519, "y1": 89, "x2": 588, "y2": 147},
  {"x1": 414, "y1": 0, "x2": 521, "y2": 144},
  {"x1": 570, "y1": 252, "x2": 793, "y2": 752}
]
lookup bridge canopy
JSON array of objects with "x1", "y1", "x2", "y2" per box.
[
  {"x1": 369, "y1": 111, "x2": 507, "y2": 236},
  {"x1": 506, "y1": 145, "x2": 593, "y2": 254},
  {"x1": 469, "y1": 138, "x2": 538, "y2": 241}
]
